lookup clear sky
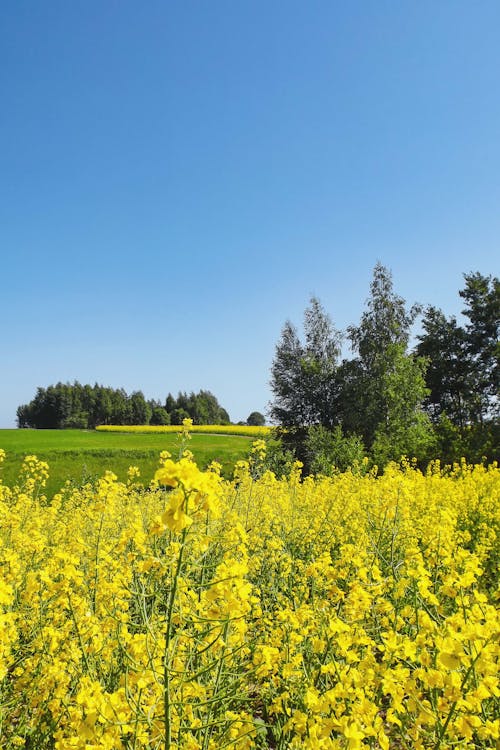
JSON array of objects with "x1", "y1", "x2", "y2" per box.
[{"x1": 1, "y1": 1, "x2": 499, "y2": 428}]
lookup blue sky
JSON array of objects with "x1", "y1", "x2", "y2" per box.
[{"x1": 1, "y1": 1, "x2": 499, "y2": 427}]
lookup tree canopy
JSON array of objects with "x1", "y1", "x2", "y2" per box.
[
  {"x1": 17, "y1": 384, "x2": 231, "y2": 429},
  {"x1": 269, "y1": 297, "x2": 341, "y2": 429},
  {"x1": 345, "y1": 262, "x2": 424, "y2": 449},
  {"x1": 247, "y1": 411, "x2": 266, "y2": 426},
  {"x1": 270, "y1": 264, "x2": 499, "y2": 467},
  {"x1": 415, "y1": 273, "x2": 499, "y2": 429}
]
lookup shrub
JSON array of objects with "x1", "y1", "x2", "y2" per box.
[{"x1": 306, "y1": 424, "x2": 366, "y2": 474}]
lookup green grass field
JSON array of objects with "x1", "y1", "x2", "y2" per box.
[{"x1": 0, "y1": 429, "x2": 253, "y2": 497}]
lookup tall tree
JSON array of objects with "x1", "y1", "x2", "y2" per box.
[
  {"x1": 371, "y1": 344, "x2": 435, "y2": 464},
  {"x1": 416, "y1": 272, "x2": 499, "y2": 427},
  {"x1": 460, "y1": 272, "x2": 499, "y2": 423},
  {"x1": 187, "y1": 390, "x2": 230, "y2": 424},
  {"x1": 269, "y1": 297, "x2": 341, "y2": 428},
  {"x1": 416, "y1": 307, "x2": 470, "y2": 427},
  {"x1": 129, "y1": 391, "x2": 152, "y2": 425},
  {"x1": 345, "y1": 262, "x2": 423, "y2": 447}
]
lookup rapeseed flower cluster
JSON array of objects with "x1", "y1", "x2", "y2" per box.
[{"x1": 0, "y1": 438, "x2": 498, "y2": 749}]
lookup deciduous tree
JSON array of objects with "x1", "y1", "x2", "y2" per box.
[
  {"x1": 346, "y1": 262, "x2": 423, "y2": 447},
  {"x1": 269, "y1": 297, "x2": 341, "y2": 428}
]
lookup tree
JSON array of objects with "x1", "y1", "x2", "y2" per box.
[
  {"x1": 267, "y1": 263, "x2": 498, "y2": 467},
  {"x1": 269, "y1": 297, "x2": 341, "y2": 428},
  {"x1": 187, "y1": 390, "x2": 229, "y2": 425},
  {"x1": 165, "y1": 393, "x2": 176, "y2": 414},
  {"x1": 17, "y1": 383, "x2": 230, "y2": 430},
  {"x1": 92, "y1": 386, "x2": 113, "y2": 427},
  {"x1": 370, "y1": 344, "x2": 435, "y2": 464},
  {"x1": 170, "y1": 407, "x2": 190, "y2": 425},
  {"x1": 129, "y1": 391, "x2": 152, "y2": 425},
  {"x1": 417, "y1": 272, "x2": 499, "y2": 426},
  {"x1": 345, "y1": 263, "x2": 423, "y2": 447},
  {"x1": 306, "y1": 425, "x2": 365, "y2": 474},
  {"x1": 150, "y1": 406, "x2": 170, "y2": 425},
  {"x1": 459, "y1": 272, "x2": 499, "y2": 423},
  {"x1": 415, "y1": 272, "x2": 499, "y2": 463},
  {"x1": 416, "y1": 307, "x2": 470, "y2": 427},
  {"x1": 269, "y1": 320, "x2": 304, "y2": 427},
  {"x1": 16, "y1": 403, "x2": 32, "y2": 428},
  {"x1": 247, "y1": 411, "x2": 265, "y2": 427}
]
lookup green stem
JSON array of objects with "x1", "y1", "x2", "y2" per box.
[
  {"x1": 433, "y1": 636, "x2": 492, "y2": 750},
  {"x1": 92, "y1": 512, "x2": 105, "y2": 614},
  {"x1": 164, "y1": 498, "x2": 189, "y2": 750},
  {"x1": 67, "y1": 593, "x2": 92, "y2": 674},
  {"x1": 202, "y1": 619, "x2": 230, "y2": 750}
]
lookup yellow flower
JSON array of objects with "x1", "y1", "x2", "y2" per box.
[
  {"x1": 161, "y1": 489, "x2": 192, "y2": 533},
  {"x1": 155, "y1": 458, "x2": 179, "y2": 487}
]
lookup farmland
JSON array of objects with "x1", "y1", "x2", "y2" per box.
[
  {"x1": 0, "y1": 432, "x2": 498, "y2": 749},
  {"x1": 0, "y1": 428, "x2": 254, "y2": 497}
]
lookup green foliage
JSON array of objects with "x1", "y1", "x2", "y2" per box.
[
  {"x1": 371, "y1": 416, "x2": 436, "y2": 468},
  {"x1": 370, "y1": 344, "x2": 436, "y2": 465},
  {"x1": 459, "y1": 272, "x2": 499, "y2": 422},
  {"x1": 150, "y1": 406, "x2": 170, "y2": 426},
  {"x1": 17, "y1": 384, "x2": 231, "y2": 430},
  {"x1": 252, "y1": 432, "x2": 296, "y2": 479},
  {"x1": 305, "y1": 425, "x2": 366, "y2": 474},
  {"x1": 345, "y1": 263, "x2": 423, "y2": 447},
  {"x1": 165, "y1": 391, "x2": 230, "y2": 425},
  {"x1": 416, "y1": 271, "x2": 499, "y2": 463},
  {"x1": 416, "y1": 307, "x2": 470, "y2": 426},
  {"x1": 270, "y1": 263, "x2": 497, "y2": 468},
  {"x1": 417, "y1": 272, "x2": 499, "y2": 427},
  {"x1": 432, "y1": 414, "x2": 468, "y2": 462},
  {"x1": 63, "y1": 413, "x2": 89, "y2": 430},
  {"x1": 270, "y1": 297, "x2": 341, "y2": 428},
  {"x1": 189, "y1": 390, "x2": 229, "y2": 425},
  {"x1": 16, "y1": 382, "x2": 151, "y2": 429},
  {"x1": 170, "y1": 407, "x2": 191, "y2": 425},
  {"x1": 129, "y1": 391, "x2": 151, "y2": 426},
  {"x1": 432, "y1": 415, "x2": 499, "y2": 465},
  {"x1": 246, "y1": 411, "x2": 265, "y2": 426}
]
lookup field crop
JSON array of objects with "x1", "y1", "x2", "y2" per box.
[
  {"x1": 0, "y1": 433, "x2": 498, "y2": 749},
  {"x1": 0, "y1": 429, "x2": 253, "y2": 497},
  {"x1": 95, "y1": 424, "x2": 271, "y2": 437}
]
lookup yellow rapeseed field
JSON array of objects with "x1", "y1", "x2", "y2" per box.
[
  {"x1": 0, "y1": 427, "x2": 498, "y2": 749},
  {"x1": 95, "y1": 424, "x2": 271, "y2": 437}
]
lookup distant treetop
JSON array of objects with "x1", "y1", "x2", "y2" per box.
[{"x1": 246, "y1": 411, "x2": 265, "y2": 427}]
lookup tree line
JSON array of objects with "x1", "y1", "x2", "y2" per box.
[
  {"x1": 16, "y1": 385, "x2": 231, "y2": 429},
  {"x1": 269, "y1": 264, "x2": 499, "y2": 470}
]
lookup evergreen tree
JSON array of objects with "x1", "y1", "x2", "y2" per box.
[
  {"x1": 417, "y1": 272, "x2": 499, "y2": 426},
  {"x1": 129, "y1": 391, "x2": 152, "y2": 425},
  {"x1": 460, "y1": 272, "x2": 499, "y2": 423},
  {"x1": 416, "y1": 307, "x2": 470, "y2": 427},
  {"x1": 416, "y1": 272, "x2": 499, "y2": 462}
]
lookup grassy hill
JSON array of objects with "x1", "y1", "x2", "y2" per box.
[{"x1": 0, "y1": 429, "x2": 254, "y2": 497}]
